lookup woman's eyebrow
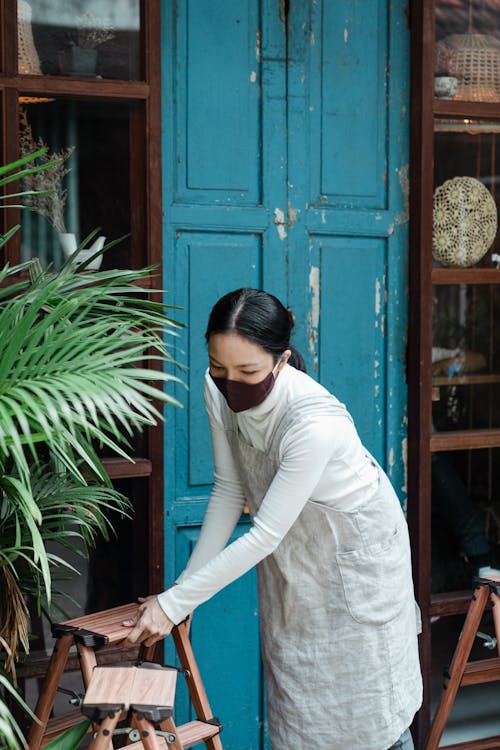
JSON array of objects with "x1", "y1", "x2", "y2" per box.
[{"x1": 209, "y1": 356, "x2": 261, "y2": 368}]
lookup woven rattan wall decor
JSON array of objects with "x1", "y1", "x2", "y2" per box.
[{"x1": 433, "y1": 176, "x2": 498, "y2": 267}]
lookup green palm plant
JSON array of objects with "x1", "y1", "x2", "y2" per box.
[{"x1": 0, "y1": 153, "x2": 184, "y2": 749}]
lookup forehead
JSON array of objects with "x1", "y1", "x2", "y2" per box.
[{"x1": 208, "y1": 332, "x2": 270, "y2": 364}]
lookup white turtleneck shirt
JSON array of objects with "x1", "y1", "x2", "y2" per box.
[{"x1": 157, "y1": 364, "x2": 379, "y2": 624}]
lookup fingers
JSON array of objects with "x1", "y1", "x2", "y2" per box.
[
  {"x1": 119, "y1": 597, "x2": 174, "y2": 649},
  {"x1": 126, "y1": 623, "x2": 144, "y2": 645},
  {"x1": 121, "y1": 595, "x2": 151, "y2": 629}
]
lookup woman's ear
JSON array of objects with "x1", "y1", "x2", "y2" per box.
[{"x1": 277, "y1": 349, "x2": 292, "y2": 372}]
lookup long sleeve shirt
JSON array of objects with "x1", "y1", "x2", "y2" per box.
[{"x1": 157, "y1": 364, "x2": 379, "y2": 624}]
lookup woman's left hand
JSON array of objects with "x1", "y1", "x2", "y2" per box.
[{"x1": 121, "y1": 595, "x2": 174, "y2": 647}]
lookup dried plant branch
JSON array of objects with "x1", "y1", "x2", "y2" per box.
[
  {"x1": 0, "y1": 567, "x2": 29, "y2": 675},
  {"x1": 18, "y1": 109, "x2": 74, "y2": 234},
  {"x1": 77, "y1": 12, "x2": 115, "y2": 49}
]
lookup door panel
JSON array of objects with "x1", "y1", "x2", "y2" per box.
[
  {"x1": 310, "y1": 1, "x2": 388, "y2": 207},
  {"x1": 287, "y1": 0, "x2": 410, "y2": 496},
  {"x1": 316, "y1": 236, "x2": 387, "y2": 458},
  {"x1": 182, "y1": 232, "x2": 263, "y2": 486},
  {"x1": 175, "y1": 0, "x2": 261, "y2": 202},
  {"x1": 162, "y1": 3, "x2": 286, "y2": 748},
  {"x1": 162, "y1": 1, "x2": 409, "y2": 747}
]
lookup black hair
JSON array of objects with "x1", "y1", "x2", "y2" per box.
[{"x1": 205, "y1": 288, "x2": 306, "y2": 372}]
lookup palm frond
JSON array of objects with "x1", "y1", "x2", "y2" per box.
[
  {"x1": 0, "y1": 669, "x2": 33, "y2": 750},
  {"x1": 0, "y1": 222, "x2": 185, "y2": 719}
]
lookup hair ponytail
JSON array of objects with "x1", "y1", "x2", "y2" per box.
[{"x1": 287, "y1": 346, "x2": 307, "y2": 373}]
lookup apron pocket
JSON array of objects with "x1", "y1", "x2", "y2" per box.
[{"x1": 337, "y1": 524, "x2": 412, "y2": 625}]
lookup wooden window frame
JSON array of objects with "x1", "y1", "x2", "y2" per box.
[{"x1": 409, "y1": 1, "x2": 500, "y2": 744}]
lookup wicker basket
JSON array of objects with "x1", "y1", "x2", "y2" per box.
[
  {"x1": 432, "y1": 176, "x2": 498, "y2": 267},
  {"x1": 436, "y1": 33, "x2": 500, "y2": 102}
]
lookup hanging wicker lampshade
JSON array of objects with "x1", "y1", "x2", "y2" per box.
[
  {"x1": 436, "y1": 33, "x2": 500, "y2": 102},
  {"x1": 17, "y1": 0, "x2": 42, "y2": 75}
]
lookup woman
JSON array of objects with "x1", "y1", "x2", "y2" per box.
[{"x1": 124, "y1": 288, "x2": 422, "y2": 750}]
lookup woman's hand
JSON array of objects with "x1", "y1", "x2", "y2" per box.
[{"x1": 121, "y1": 595, "x2": 174, "y2": 647}]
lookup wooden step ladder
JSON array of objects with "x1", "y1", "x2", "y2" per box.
[
  {"x1": 82, "y1": 663, "x2": 178, "y2": 749},
  {"x1": 28, "y1": 603, "x2": 223, "y2": 750},
  {"x1": 425, "y1": 576, "x2": 500, "y2": 750}
]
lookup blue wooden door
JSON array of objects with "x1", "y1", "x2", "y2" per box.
[
  {"x1": 162, "y1": 2, "x2": 409, "y2": 748},
  {"x1": 286, "y1": 1, "x2": 410, "y2": 497},
  {"x1": 162, "y1": 3, "x2": 287, "y2": 748}
]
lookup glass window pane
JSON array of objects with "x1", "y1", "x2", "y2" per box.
[
  {"x1": 432, "y1": 284, "x2": 500, "y2": 429},
  {"x1": 19, "y1": 97, "x2": 145, "y2": 270},
  {"x1": 431, "y1": 448, "x2": 500, "y2": 593},
  {"x1": 435, "y1": 0, "x2": 500, "y2": 103},
  {"x1": 18, "y1": 1, "x2": 141, "y2": 80},
  {"x1": 433, "y1": 119, "x2": 500, "y2": 269}
]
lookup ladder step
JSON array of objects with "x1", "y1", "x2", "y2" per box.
[
  {"x1": 126, "y1": 740, "x2": 167, "y2": 750},
  {"x1": 437, "y1": 735, "x2": 500, "y2": 750},
  {"x1": 125, "y1": 721, "x2": 221, "y2": 750},
  {"x1": 61, "y1": 603, "x2": 140, "y2": 644},
  {"x1": 40, "y1": 710, "x2": 89, "y2": 746},
  {"x1": 461, "y1": 657, "x2": 500, "y2": 686},
  {"x1": 177, "y1": 720, "x2": 222, "y2": 747}
]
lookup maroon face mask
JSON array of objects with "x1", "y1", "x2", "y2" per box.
[{"x1": 211, "y1": 361, "x2": 281, "y2": 413}]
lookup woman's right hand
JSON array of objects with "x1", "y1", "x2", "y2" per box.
[{"x1": 121, "y1": 595, "x2": 174, "y2": 647}]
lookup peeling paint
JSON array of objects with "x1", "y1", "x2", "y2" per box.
[
  {"x1": 250, "y1": 70, "x2": 257, "y2": 83},
  {"x1": 375, "y1": 278, "x2": 381, "y2": 315},
  {"x1": 255, "y1": 28, "x2": 261, "y2": 62},
  {"x1": 308, "y1": 266, "x2": 320, "y2": 367},
  {"x1": 401, "y1": 438, "x2": 408, "y2": 495},
  {"x1": 344, "y1": 28, "x2": 348, "y2": 43},
  {"x1": 288, "y1": 202, "x2": 299, "y2": 229},
  {"x1": 395, "y1": 163, "x2": 410, "y2": 225},
  {"x1": 274, "y1": 207, "x2": 287, "y2": 240},
  {"x1": 321, "y1": 209, "x2": 326, "y2": 224},
  {"x1": 374, "y1": 384, "x2": 379, "y2": 397},
  {"x1": 310, "y1": 31, "x2": 315, "y2": 46},
  {"x1": 389, "y1": 447, "x2": 395, "y2": 467},
  {"x1": 387, "y1": 223, "x2": 394, "y2": 235}
]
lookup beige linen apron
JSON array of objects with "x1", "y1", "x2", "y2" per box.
[{"x1": 223, "y1": 394, "x2": 422, "y2": 750}]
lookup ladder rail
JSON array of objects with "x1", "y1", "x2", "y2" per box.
[
  {"x1": 425, "y1": 579, "x2": 500, "y2": 750},
  {"x1": 27, "y1": 604, "x2": 223, "y2": 750}
]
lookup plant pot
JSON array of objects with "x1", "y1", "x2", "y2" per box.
[
  {"x1": 58, "y1": 46, "x2": 98, "y2": 77},
  {"x1": 59, "y1": 233, "x2": 105, "y2": 270}
]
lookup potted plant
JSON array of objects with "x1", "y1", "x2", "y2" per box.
[
  {"x1": 0, "y1": 152, "x2": 184, "y2": 749},
  {"x1": 59, "y1": 13, "x2": 115, "y2": 77},
  {"x1": 19, "y1": 110, "x2": 105, "y2": 269}
]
